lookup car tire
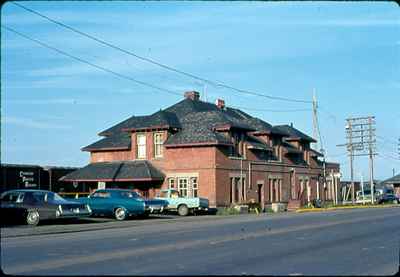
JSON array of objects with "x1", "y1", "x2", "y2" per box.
[
  {"x1": 178, "y1": 204, "x2": 189, "y2": 216},
  {"x1": 114, "y1": 207, "x2": 127, "y2": 221},
  {"x1": 26, "y1": 210, "x2": 40, "y2": 226}
]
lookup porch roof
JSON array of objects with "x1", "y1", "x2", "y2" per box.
[{"x1": 59, "y1": 160, "x2": 165, "y2": 182}]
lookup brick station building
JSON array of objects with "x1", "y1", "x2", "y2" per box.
[{"x1": 61, "y1": 91, "x2": 340, "y2": 209}]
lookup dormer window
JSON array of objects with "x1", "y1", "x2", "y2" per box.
[{"x1": 137, "y1": 133, "x2": 146, "y2": 159}]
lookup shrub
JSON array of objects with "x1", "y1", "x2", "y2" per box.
[{"x1": 216, "y1": 207, "x2": 241, "y2": 216}]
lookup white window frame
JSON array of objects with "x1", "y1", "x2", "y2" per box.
[
  {"x1": 178, "y1": 178, "x2": 188, "y2": 198},
  {"x1": 168, "y1": 178, "x2": 176, "y2": 189},
  {"x1": 154, "y1": 132, "x2": 163, "y2": 158},
  {"x1": 137, "y1": 133, "x2": 146, "y2": 159},
  {"x1": 190, "y1": 177, "x2": 198, "y2": 198}
]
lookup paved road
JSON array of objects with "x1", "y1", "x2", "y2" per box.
[{"x1": 1, "y1": 208, "x2": 400, "y2": 275}]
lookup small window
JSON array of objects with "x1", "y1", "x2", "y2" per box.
[
  {"x1": 32, "y1": 192, "x2": 46, "y2": 202},
  {"x1": 168, "y1": 178, "x2": 175, "y2": 189},
  {"x1": 178, "y1": 178, "x2": 188, "y2": 198},
  {"x1": 1, "y1": 192, "x2": 22, "y2": 203},
  {"x1": 119, "y1": 191, "x2": 140, "y2": 199},
  {"x1": 159, "y1": 191, "x2": 169, "y2": 198},
  {"x1": 154, "y1": 132, "x2": 163, "y2": 158},
  {"x1": 191, "y1": 177, "x2": 198, "y2": 197},
  {"x1": 137, "y1": 134, "x2": 146, "y2": 159}
]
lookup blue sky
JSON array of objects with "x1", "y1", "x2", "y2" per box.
[{"x1": 1, "y1": 1, "x2": 399, "y2": 181}]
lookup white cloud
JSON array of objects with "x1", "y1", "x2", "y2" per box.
[{"x1": 2, "y1": 116, "x2": 71, "y2": 130}]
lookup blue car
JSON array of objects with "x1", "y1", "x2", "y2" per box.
[{"x1": 76, "y1": 189, "x2": 168, "y2": 220}]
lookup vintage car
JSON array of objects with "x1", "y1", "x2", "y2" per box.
[
  {"x1": 0, "y1": 189, "x2": 91, "y2": 226},
  {"x1": 76, "y1": 189, "x2": 168, "y2": 220},
  {"x1": 154, "y1": 189, "x2": 209, "y2": 216},
  {"x1": 376, "y1": 193, "x2": 400, "y2": 204}
]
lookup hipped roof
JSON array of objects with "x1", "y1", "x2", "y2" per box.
[{"x1": 60, "y1": 160, "x2": 164, "y2": 182}]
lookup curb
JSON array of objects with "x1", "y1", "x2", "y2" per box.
[{"x1": 296, "y1": 204, "x2": 400, "y2": 213}]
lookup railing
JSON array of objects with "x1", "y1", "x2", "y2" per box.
[{"x1": 58, "y1": 192, "x2": 90, "y2": 199}]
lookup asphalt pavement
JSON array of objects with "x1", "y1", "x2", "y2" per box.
[{"x1": 1, "y1": 207, "x2": 400, "y2": 275}]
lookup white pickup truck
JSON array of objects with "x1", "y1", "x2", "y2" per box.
[{"x1": 154, "y1": 189, "x2": 209, "y2": 216}]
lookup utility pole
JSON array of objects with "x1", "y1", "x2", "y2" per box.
[
  {"x1": 345, "y1": 119, "x2": 355, "y2": 204},
  {"x1": 311, "y1": 90, "x2": 326, "y2": 202},
  {"x1": 360, "y1": 172, "x2": 364, "y2": 204},
  {"x1": 312, "y1": 90, "x2": 319, "y2": 151},
  {"x1": 368, "y1": 117, "x2": 376, "y2": 204},
  {"x1": 338, "y1": 116, "x2": 377, "y2": 204}
]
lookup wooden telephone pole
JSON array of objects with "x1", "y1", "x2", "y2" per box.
[{"x1": 338, "y1": 116, "x2": 377, "y2": 204}]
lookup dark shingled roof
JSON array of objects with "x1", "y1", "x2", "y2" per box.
[
  {"x1": 87, "y1": 97, "x2": 316, "y2": 150},
  {"x1": 82, "y1": 132, "x2": 131, "y2": 151},
  {"x1": 164, "y1": 112, "x2": 233, "y2": 146},
  {"x1": 99, "y1": 110, "x2": 180, "y2": 136},
  {"x1": 60, "y1": 160, "x2": 164, "y2": 182},
  {"x1": 273, "y1": 125, "x2": 316, "y2": 142},
  {"x1": 382, "y1": 174, "x2": 400, "y2": 184}
]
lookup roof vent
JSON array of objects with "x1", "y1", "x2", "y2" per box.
[
  {"x1": 215, "y1": 99, "x2": 225, "y2": 109},
  {"x1": 184, "y1": 91, "x2": 200, "y2": 101}
]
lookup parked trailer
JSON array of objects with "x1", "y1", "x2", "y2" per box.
[{"x1": 0, "y1": 163, "x2": 78, "y2": 194}]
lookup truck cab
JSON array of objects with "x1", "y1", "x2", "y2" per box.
[{"x1": 155, "y1": 189, "x2": 209, "y2": 216}]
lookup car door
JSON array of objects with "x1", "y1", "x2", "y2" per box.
[
  {"x1": 30, "y1": 191, "x2": 56, "y2": 219},
  {"x1": 87, "y1": 191, "x2": 111, "y2": 215}
]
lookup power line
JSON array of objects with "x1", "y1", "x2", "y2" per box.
[
  {"x1": 377, "y1": 153, "x2": 400, "y2": 162},
  {"x1": 2, "y1": 25, "x2": 182, "y2": 97},
  {"x1": 377, "y1": 135, "x2": 398, "y2": 146},
  {"x1": 231, "y1": 106, "x2": 311, "y2": 113},
  {"x1": 12, "y1": 2, "x2": 312, "y2": 104}
]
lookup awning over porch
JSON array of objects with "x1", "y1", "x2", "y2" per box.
[{"x1": 60, "y1": 160, "x2": 165, "y2": 182}]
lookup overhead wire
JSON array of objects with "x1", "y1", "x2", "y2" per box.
[
  {"x1": 377, "y1": 135, "x2": 399, "y2": 146},
  {"x1": 2, "y1": 25, "x2": 182, "y2": 97},
  {"x1": 4, "y1": 26, "x2": 316, "y2": 115},
  {"x1": 12, "y1": 2, "x2": 312, "y2": 104},
  {"x1": 231, "y1": 106, "x2": 311, "y2": 113}
]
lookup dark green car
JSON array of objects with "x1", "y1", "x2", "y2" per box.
[{"x1": 76, "y1": 189, "x2": 168, "y2": 220}]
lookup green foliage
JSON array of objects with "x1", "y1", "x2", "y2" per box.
[
  {"x1": 216, "y1": 207, "x2": 241, "y2": 216},
  {"x1": 264, "y1": 207, "x2": 274, "y2": 213}
]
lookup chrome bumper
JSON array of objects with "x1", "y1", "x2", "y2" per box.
[{"x1": 145, "y1": 205, "x2": 166, "y2": 213}]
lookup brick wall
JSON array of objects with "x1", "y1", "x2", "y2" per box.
[{"x1": 87, "y1": 129, "x2": 340, "y2": 208}]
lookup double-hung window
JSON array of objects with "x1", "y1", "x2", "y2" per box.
[
  {"x1": 178, "y1": 178, "x2": 188, "y2": 197},
  {"x1": 168, "y1": 178, "x2": 175, "y2": 189},
  {"x1": 154, "y1": 132, "x2": 163, "y2": 158},
  {"x1": 190, "y1": 177, "x2": 198, "y2": 197},
  {"x1": 137, "y1": 134, "x2": 146, "y2": 159}
]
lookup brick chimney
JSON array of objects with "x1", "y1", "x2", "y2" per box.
[
  {"x1": 184, "y1": 91, "x2": 200, "y2": 101},
  {"x1": 215, "y1": 98, "x2": 225, "y2": 109}
]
